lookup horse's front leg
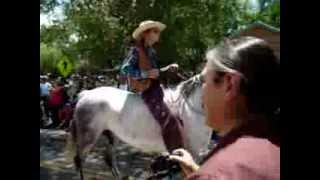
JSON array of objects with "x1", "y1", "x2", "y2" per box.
[{"x1": 102, "y1": 130, "x2": 122, "y2": 180}]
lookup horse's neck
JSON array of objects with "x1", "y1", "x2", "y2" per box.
[{"x1": 165, "y1": 85, "x2": 210, "y2": 157}]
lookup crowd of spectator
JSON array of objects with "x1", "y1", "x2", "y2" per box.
[{"x1": 40, "y1": 73, "x2": 121, "y2": 130}]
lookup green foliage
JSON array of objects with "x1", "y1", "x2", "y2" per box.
[
  {"x1": 40, "y1": 43, "x2": 78, "y2": 75},
  {"x1": 260, "y1": 0, "x2": 280, "y2": 27},
  {"x1": 40, "y1": 43, "x2": 63, "y2": 74},
  {"x1": 40, "y1": 0, "x2": 280, "y2": 73},
  {"x1": 238, "y1": 0, "x2": 280, "y2": 28},
  {"x1": 40, "y1": 0, "x2": 61, "y2": 14},
  {"x1": 63, "y1": 0, "x2": 244, "y2": 71}
]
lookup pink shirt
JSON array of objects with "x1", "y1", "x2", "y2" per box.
[{"x1": 187, "y1": 123, "x2": 280, "y2": 180}]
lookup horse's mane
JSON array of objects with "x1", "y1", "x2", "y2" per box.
[{"x1": 178, "y1": 74, "x2": 203, "y2": 99}]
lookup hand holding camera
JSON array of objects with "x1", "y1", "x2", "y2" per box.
[{"x1": 169, "y1": 149, "x2": 199, "y2": 176}]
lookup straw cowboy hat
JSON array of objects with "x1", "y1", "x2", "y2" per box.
[{"x1": 132, "y1": 20, "x2": 166, "y2": 40}]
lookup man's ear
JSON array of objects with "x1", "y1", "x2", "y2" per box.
[{"x1": 224, "y1": 74, "x2": 238, "y2": 101}]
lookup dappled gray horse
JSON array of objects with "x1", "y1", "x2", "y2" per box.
[{"x1": 67, "y1": 74, "x2": 212, "y2": 179}]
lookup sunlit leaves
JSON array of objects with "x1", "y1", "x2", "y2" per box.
[{"x1": 40, "y1": 0, "x2": 279, "y2": 74}]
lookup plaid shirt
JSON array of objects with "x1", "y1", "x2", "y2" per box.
[{"x1": 121, "y1": 46, "x2": 159, "y2": 80}]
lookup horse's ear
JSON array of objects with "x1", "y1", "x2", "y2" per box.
[
  {"x1": 180, "y1": 77, "x2": 196, "y2": 98},
  {"x1": 193, "y1": 74, "x2": 203, "y2": 85},
  {"x1": 195, "y1": 74, "x2": 201, "y2": 82},
  {"x1": 198, "y1": 74, "x2": 205, "y2": 84}
]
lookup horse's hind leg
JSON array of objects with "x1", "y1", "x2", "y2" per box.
[
  {"x1": 103, "y1": 130, "x2": 115, "y2": 146},
  {"x1": 71, "y1": 107, "x2": 106, "y2": 180},
  {"x1": 102, "y1": 130, "x2": 122, "y2": 179},
  {"x1": 102, "y1": 130, "x2": 114, "y2": 168}
]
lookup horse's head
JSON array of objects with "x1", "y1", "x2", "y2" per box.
[
  {"x1": 178, "y1": 74, "x2": 204, "y2": 115},
  {"x1": 175, "y1": 74, "x2": 213, "y2": 160}
]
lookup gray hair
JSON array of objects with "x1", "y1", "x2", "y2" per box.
[{"x1": 205, "y1": 36, "x2": 280, "y2": 116}]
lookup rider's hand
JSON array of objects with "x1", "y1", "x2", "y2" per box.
[
  {"x1": 147, "y1": 69, "x2": 159, "y2": 79},
  {"x1": 168, "y1": 149, "x2": 199, "y2": 176},
  {"x1": 167, "y1": 63, "x2": 179, "y2": 72}
]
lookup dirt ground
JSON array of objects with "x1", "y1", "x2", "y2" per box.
[{"x1": 40, "y1": 129, "x2": 175, "y2": 180}]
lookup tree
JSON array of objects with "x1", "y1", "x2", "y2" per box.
[
  {"x1": 238, "y1": 0, "x2": 280, "y2": 28},
  {"x1": 40, "y1": 0, "x2": 61, "y2": 14},
  {"x1": 40, "y1": 0, "x2": 279, "y2": 73},
  {"x1": 40, "y1": 43, "x2": 63, "y2": 74}
]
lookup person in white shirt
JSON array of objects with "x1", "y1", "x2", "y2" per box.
[{"x1": 40, "y1": 76, "x2": 52, "y2": 125}]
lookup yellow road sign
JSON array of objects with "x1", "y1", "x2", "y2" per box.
[{"x1": 57, "y1": 56, "x2": 73, "y2": 77}]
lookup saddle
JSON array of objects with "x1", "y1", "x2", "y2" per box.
[{"x1": 128, "y1": 47, "x2": 153, "y2": 93}]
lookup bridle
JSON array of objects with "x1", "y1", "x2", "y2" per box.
[
  {"x1": 181, "y1": 75, "x2": 204, "y2": 115},
  {"x1": 166, "y1": 74, "x2": 204, "y2": 116}
]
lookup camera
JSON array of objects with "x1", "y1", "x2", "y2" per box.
[{"x1": 148, "y1": 154, "x2": 181, "y2": 179}]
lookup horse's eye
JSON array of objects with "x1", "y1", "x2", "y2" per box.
[{"x1": 199, "y1": 75, "x2": 205, "y2": 83}]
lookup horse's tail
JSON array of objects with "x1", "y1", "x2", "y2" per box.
[{"x1": 65, "y1": 119, "x2": 84, "y2": 180}]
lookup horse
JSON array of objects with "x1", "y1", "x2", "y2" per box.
[{"x1": 66, "y1": 74, "x2": 212, "y2": 179}]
